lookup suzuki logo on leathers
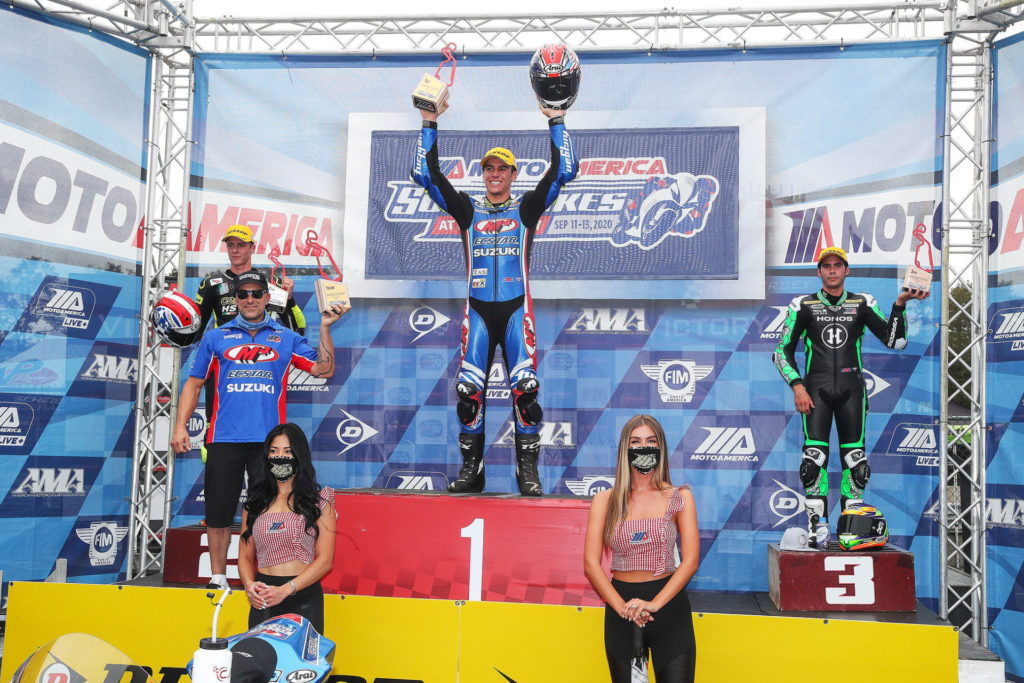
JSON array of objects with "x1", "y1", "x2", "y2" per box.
[
  {"x1": 474, "y1": 218, "x2": 519, "y2": 233},
  {"x1": 224, "y1": 345, "x2": 279, "y2": 363}
]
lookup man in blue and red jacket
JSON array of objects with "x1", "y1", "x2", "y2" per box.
[{"x1": 411, "y1": 100, "x2": 577, "y2": 496}]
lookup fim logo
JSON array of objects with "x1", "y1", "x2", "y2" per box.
[
  {"x1": 566, "y1": 308, "x2": 648, "y2": 334},
  {"x1": 288, "y1": 366, "x2": 329, "y2": 392},
  {"x1": 0, "y1": 402, "x2": 33, "y2": 447},
  {"x1": 690, "y1": 427, "x2": 758, "y2": 463},
  {"x1": 769, "y1": 479, "x2": 806, "y2": 528},
  {"x1": 75, "y1": 521, "x2": 128, "y2": 567},
  {"x1": 187, "y1": 410, "x2": 207, "y2": 451},
  {"x1": 385, "y1": 471, "x2": 450, "y2": 491},
  {"x1": 992, "y1": 307, "x2": 1024, "y2": 350},
  {"x1": 336, "y1": 409, "x2": 379, "y2": 454},
  {"x1": 32, "y1": 283, "x2": 93, "y2": 329},
  {"x1": 887, "y1": 423, "x2": 938, "y2": 467},
  {"x1": 81, "y1": 354, "x2": 137, "y2": 384},
  {"x1": 565, "y1": 475, "x2": 615, "y2": 496},
  {"x1": 496, "y1": 421, "x2": 575, "y2": 448},
  {"x1": 641, "y1": 359, "x2": 713, "y2": 403},
  {"x1": 13, "y1": 468, "x2": 86, "y2": 496},
  {"x1": 409, "y1": 305, "x2": 451, "y2": 342}
]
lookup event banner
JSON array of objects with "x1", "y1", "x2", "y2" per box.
[
  {"x1": 0, "y1": 5, "x2": 149, "y2": 604},
  {"x1": 176, "y1": 44, "x2": 944, "y2": 606}
]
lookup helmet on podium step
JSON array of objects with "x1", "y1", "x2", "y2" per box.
[{"x1": 837, "y1": 502, "x2": 889, "y2": 551}]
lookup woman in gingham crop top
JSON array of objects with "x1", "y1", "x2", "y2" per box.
[
  {"x1": 584, "y1": 414, "x2": 699, "y2": 682},
  {"x1": 238, "y1": 423, "x2": 336, "y2": 634}
]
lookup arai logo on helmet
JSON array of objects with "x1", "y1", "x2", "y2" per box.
[
  {"x1": 285, "y1": 671, "x2": 318, "y2": 683},
  {"x1": 224, "y1": 345, "x2": 279, "y2": 363}
]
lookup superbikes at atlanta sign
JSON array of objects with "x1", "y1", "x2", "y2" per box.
[{"x1": 363, "y1": 127, "x2": 739, "y2": 282}]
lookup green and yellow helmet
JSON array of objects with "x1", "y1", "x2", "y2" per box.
[{"x1": 837, "y1": 502, "x2": 889, "y2": 551}]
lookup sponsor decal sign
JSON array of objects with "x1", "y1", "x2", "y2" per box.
[
  {"x1": 872, "y1": 415, "x2": 940, "y2": 467},
  {"x1": 0, "y1": 455, "x2": 101, "y2": 517},
  {"x1": 0, "y1": 392, "x2": 61, "y2": 454},
  {"x1": 365, "y1": 127, "x2": 739, "y2": 281},
  {"x1": 68, "y1": 341, "x2": 139, "y2": 402},
  {"x1": 13, "y1": 276, "x2": 120, "y2": 339},
  {"x1": 678, "y1": 412, "x2": 789, "y2": 470}
]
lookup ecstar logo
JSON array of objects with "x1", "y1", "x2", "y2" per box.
[
  {"x1": 641, "y1": 359, "x2": 713, "y2": 403},
  {"x1": 224, "y1": 345, "x2": 279, "y2": 364},
  {"x1": 13, "y1": 468, "x2": 86, "y2": 496},
  {"x1": 408, "y1": 305, "x2": 451, "y2": 342},
  {"x1": 566, "y1": 308, "x2": 648, "y2": 333},
  {"x1": 75, "y1": 520, "x2": 128, "y2": 567},
  {"x1": 565, "y1": 475, "x2": 615, "y2": 496},
  {"x1": 0, "y1": 403, "x2": 32, "y2": 447},
  {"x1": 335, "y1": 409, "x2": 379, "y2": 454},
  {"x1": 81, "y1": 354, "x2": 137, "y2": 383}
]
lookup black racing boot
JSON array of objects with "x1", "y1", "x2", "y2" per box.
[
  {"x1": 449, "y1": 433, "x2": 485, "y2": 493},
  {"x1": 514, "y1": 432, "x2": 543, "y2": 496}
]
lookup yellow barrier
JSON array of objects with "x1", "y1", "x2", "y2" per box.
[{"x1": 1, "y1": 582, "x2": 957, "y2": 683}]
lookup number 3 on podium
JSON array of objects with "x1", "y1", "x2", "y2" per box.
[{"x1": 824, "y1": 556, "x2": 876, "y2": 605}]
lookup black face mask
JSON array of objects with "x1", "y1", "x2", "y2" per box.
[
  {"x1": 627, "y1": 446, "x2": 660, "y2": 474},
  {"x1": 268, "y1": 457, "x2": 295, "y2": 482}
]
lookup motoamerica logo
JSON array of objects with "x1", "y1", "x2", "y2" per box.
[
  {"x1": 783, "y1": 200, "x2": 935, "y2": 264},
  {"x1": 641, "y1": 359, "x2": 713, "y2": 403},
  {"x1": 287, "y1": 366, "x2": 328, "y2": 392},
  {"x1": 384, "y1": 471, "x2": 449, "y2": 491},
  {"x1": 0, "y1": 403, "x2": 32, "y2": 447},
  {"x1": 690, "y1": 427, "x2": 758, "y2": 462},
  {"x1": 566, "y1": 308, "x2": 647, "y2": 334},
  {"x1": 387, "y1": 154, "x2": 719, "y2": 249},
  {"x1": 32, "y1": 283, "x2": 93, "y2": 328},
  {"x1": 992, "y1": 306, "x2": 1024, "y2": 350},
  {"x1": 495, "y1": 421, "x2": 574, "y2": 448}
]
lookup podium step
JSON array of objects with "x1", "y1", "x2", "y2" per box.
[{"x1": 768, "y1": 542, "x2": 916, "y2": 612}]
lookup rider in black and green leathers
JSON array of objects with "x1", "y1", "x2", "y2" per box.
[{"x1": 772, "y1": 246, "x2": 928, "y2": 548}]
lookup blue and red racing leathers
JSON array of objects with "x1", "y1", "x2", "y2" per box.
[{"x1": 411, "y1": 118, "x2": 577, "y2": 438}]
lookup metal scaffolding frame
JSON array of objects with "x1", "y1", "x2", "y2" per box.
[{"x1": 9, "y1": 0, "x2": 1023, "y2": 643}]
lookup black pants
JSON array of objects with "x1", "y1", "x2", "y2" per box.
[
  {"x1": 248, "y1": 573, "x2": 325, "y2": 634},
  {"x1": 605, "y1": 577, "x2": 696, "y2": 682}
]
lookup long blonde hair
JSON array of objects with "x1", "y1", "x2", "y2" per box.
[{"x1": 602, "y1": 414, "x2": 674, "y2": 548}]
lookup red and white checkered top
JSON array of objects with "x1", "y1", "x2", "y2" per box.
[
  {"x1": 609, "y1": 487, "x2": 685, "y2": 574},
  {"x1": 253, "y1": 487, "x2": 334, "y2": 568}
]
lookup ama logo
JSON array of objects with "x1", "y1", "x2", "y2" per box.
[
  {"x1": 565, "y1": 308, "x2": 649, "y2": 334},
  {"x1": 15, "y1": 276, "x2": 118, "y2": 339},
  {"x1": 0, "y1": 456, "x2": 100, "y2": 517},
  {"x1": 69, "y1": 342, "x2": 139, "y2": 402}
]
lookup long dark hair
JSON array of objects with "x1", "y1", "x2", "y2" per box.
[{"x1": 242, "y1": 423, "x2": 322, "y2": 542}]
